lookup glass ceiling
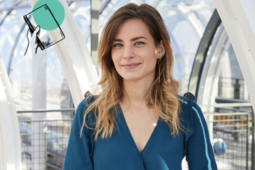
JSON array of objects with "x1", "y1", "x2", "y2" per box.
[{"x1": 0, "y1": 0, "x2": 215, "y2": 111}]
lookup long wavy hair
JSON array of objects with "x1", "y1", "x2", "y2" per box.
[{"x1": 81, "y1": 3, "x2": 183, "y2": 142}]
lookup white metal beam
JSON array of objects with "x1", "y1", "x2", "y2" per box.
[
  {"x1": 212, "y1": 0, "x2": 255, "y2": 113},
  {"x1": 0, "y1": 58, "x2": 21, "y2": 170},
  {"x1": 91, "y1": 0, "x2": 100, "y2": 76},
  {"x1": 212, "y1": 0, "x2": 255, "y2": 167},
  {"x1": 31, "y1": 43, "x2": 47, "y2": 170},
  {"x1": 29, "y1": 0, "x2": 99, "y2": 108}
]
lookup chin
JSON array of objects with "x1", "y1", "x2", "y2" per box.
[
  {"x1": 122, "y1": 75, "x2": 141, "y2": 81},
  {"x1": 123, "y1": 77, "x2": 139, "y2": 81}
]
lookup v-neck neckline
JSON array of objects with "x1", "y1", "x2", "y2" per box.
[{"x1": 117, "y1": 102, "x2": 160, "y2": 155}]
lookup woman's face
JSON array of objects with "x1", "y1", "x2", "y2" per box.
[{"x1": 111, "y1": 19, "x2": 164, "y2": 84}]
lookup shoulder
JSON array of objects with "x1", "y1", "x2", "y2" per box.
[
  {"x1": 177, "y1": 93, "x2": 195, "y2": 112},
  {"x1": 177, "y1": 93, "x2": 204, "y2": 127},
  {"x1": 75, "y1": 91, "x2": 97, "y2": 126},
  {"x1": 77, "y1": 91, "x2": 97, "y2": 110},
  {"x1": 76, "y1": 98, "x2": 87, "y2": 117}
]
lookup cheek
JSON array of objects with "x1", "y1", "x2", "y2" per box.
[
  {"x1": 140, "y1": 49, "x2": 157, "y2": 62},
  {"x1": 111, "y1": 54, "x2": 121, "y2": 68},
  {"x1": 111, "y1": 51, "x2": 117, "y2": 63}
]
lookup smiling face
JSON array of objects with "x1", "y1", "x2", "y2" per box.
[{"x1": 111, "y1": 19, "x2": 164, "y2": 84}]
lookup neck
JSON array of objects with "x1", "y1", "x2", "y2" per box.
[{"x1": 121, "y1": 76, "x2": 155, "y2": 109}]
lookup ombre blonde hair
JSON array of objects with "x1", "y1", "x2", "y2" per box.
[{"x1": 81, "y1": 3, "x2": 183, "y2": 142}]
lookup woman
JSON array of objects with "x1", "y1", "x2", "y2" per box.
[{"x1": 63, "y1": 3, "x2": 217, "y2": 170}]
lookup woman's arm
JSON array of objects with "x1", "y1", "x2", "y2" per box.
[
  {"x1": 63, "y1": 99, "x2": 94, "y2": 170},
  {"x1": 186, "y1": 102, "x2": 218, "y2": 170}
]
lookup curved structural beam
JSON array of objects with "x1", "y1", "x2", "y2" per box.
[
  {"x1": 0, "y1": 1, "x2": 21, "y2": 27},
  {"x1": 177, "y1": 2, "x2": 204, "y2": 37},
  {"x1": 100, "y1": 0, "x2": 111, "y2": 14},
  {"x1": 212, "y1": 0, "x2": 255, "y2": 168},
  {"x1": 212, "y1": 0, "x2": 255, "y2": 108},
  {"x1": 29, "y1": 0, "x2": 99, "y2": 108},
  {"x1": 7, "y1": 22, "x2": 27, "y2": 75},
  {"x1": 0, "y1": 59, "x2": 21, "y2": 170},
  {"x1": 196, "y1": 24, "x2": 230, "y2": 144},
  {"x1": 188, "y1": 9, "x2": 221, "y2": 100}
]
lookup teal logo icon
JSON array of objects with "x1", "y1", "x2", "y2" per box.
[
  {"x1": 33, "y1": 0, "x2": 65, "y2": 31},
  {"x1": 22, "y1": 0, "x2": 65, "y2": 55}
]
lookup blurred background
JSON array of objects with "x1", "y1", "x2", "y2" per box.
[{"x1": 0, "y1": 0, "x2": 253, "y2": 169}]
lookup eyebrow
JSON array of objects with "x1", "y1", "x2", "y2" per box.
[{"x1": 113, "y1": 36, "x2": 147, "y2": 42}]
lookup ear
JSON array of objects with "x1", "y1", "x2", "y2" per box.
[{"x1": 158, "y1": 40, "x2": 165, "y2": 57}]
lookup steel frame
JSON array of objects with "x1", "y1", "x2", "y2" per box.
[
  {"x1": 212, "y1": 1, "x2": 255, "y2": 169},
  {"x1": 0, "y1": 59, "x2": 21, "y2": 170}
]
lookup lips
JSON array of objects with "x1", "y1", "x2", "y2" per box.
[
  {"x1": 121, "y1": 63, "x2": 141, "y2": 66},
  {"x1": 121, "y1": 63, "x2": 141, "y2": 69}
]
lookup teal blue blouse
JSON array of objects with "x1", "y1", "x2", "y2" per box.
[{"x1": 63, "y1": 91, "x2": 217, "y2": 170}]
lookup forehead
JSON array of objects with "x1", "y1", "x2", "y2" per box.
[{"x1": 114, "y1": 19, "x2": 152, "y2": 39}]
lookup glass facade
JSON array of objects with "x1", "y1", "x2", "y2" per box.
[
  {"x1": 0, "y1": 0, "x2": 253, "y2": 170},
  {"x1": 0, "y1": 0, "x2": 216, "y2": 112}
]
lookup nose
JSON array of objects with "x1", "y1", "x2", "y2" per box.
[{"x1": 123, "y1": 45, "x2": 135, "y2": 59}]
